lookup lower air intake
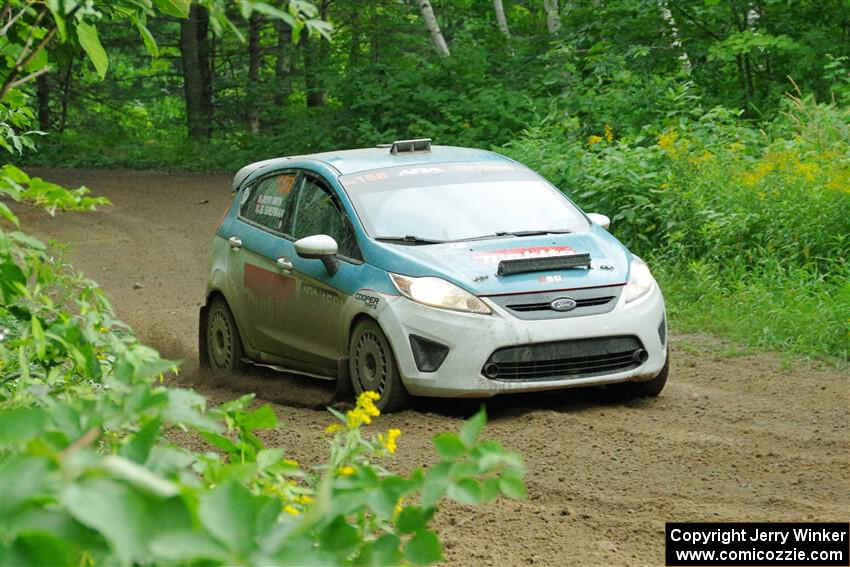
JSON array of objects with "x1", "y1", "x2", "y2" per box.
[{"x1": 483, "y1": 335, "x2": 645, "y2": 381}]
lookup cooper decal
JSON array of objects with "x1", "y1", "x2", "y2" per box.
[{"x1": 355, "y1": 292, "x2": 380, "y2": 310}]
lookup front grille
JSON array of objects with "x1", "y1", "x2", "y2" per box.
[
  {"x1": 486, "y1": 285, "x2": 623, "y2": 320},
  {"x1": 483, "y1": 335, "x2": 644, "y2": 381},
  {"x1": 509, "y1": 296, "x2": 615, "y2": 312}
]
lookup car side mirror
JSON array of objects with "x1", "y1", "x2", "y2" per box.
[
  {"x1": 295, "y1": 234, "x2": 340, "y2": 276},
  {"x1": 587, "y1": 213, "x2": 611, "y2": 230}
]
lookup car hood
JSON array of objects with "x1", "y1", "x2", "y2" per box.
[{"x1": 370, "y1": 226, "x2": 630, "y2": 295}]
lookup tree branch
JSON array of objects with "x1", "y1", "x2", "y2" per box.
[{"x1": 7, "y1": 65, "x2": 51, "y2": 89}]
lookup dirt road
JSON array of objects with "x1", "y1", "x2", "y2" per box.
[{"x1": 16, "y1": 168, "x2": 850, "y2": 566}]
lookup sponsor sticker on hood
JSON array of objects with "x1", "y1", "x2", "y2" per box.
[{"x1": 471, "y1": 246, "x2": 577, "y2": 265}]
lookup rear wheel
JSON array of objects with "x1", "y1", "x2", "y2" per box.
[
  {"x1": 349, "y1": 319, "x2": 410, "y2": 413},
  {"x1": 205, "y1": 297, "x2": 245, "y2": 373},
  {"x1": 612, "y1": 353, "x2": 669, "y2": 398}
]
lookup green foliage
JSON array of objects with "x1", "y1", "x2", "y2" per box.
[
  {"x1": 506, "y1": 92, "x2": 850, "y2": 360},
  {"x1": 0, "y1": 132, "x2": 526, "y2": 567},
  {"x1": 1, "y1": 4, "x2": 527, "y2": 566}
]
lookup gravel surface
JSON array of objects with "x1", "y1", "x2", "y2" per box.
[{"x1": 17, "y1": 167, "x2": 850, "y2": 566}]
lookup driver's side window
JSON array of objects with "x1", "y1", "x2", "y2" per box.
[
  {"x1": 239, "y1": 172, "x2": 299, "y2": 234},
  {"x1": 291, "y1": 175, "x2": 361, "y2": 261}
]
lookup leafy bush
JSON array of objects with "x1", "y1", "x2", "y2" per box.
[
  {"x1": 506, "y1": 93, "x2": 850, "y2": 360},
  {"x1": 2, "y1": 108, "x2": 525, "y2": 567}
]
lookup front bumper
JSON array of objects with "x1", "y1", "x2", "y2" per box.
[{"x1": 377, "y1": 283, "x2": 667, "y2": 398}]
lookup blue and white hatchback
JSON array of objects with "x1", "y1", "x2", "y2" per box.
[{"x1": 200, "y1": 139, "x2": 669, "y2": 411}]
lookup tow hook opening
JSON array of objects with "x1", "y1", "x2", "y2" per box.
[
  {"x1": 483, "y1": 362, "x2": 500, "y2": 378},
  {"x1": 632, "y1": 348, "x2": 649, "y2": 365}
]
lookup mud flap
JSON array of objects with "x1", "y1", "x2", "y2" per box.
[
  {"x1": 332, "y1": 356, "x2": 353, "y2": 403},
  {"x1": 198, "y1": 304, "x2": 209, "y2": 369}
]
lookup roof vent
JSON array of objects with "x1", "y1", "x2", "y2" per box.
[{"x1": 390, "y1": 138, "x2": 432, "y2": 155}]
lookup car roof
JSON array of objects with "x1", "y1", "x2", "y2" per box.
[{"x1": 231, "y1": 144, "x2": 510, "y2": 191}]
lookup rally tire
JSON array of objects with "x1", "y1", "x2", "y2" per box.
[
  {"x1": 205, "y1": 297, "x2": 246, "y2": 373},
  {"x1": 349, "y1": 319, "x2": 410, "y2": 413},
  {"x1": 612, "y1": 353, "x2": 669, "y2": 398}
]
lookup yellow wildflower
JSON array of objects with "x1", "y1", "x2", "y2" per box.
[
  {"x1": 346, "y1": 391, "x2": 381, "y2": 428},
  {"x1": 296, "y1": 494, "x2": 314, "y2": 505},
  {"x1": 728, "y1": 141, "x2": 745, "y2": 153},
  {"x1": 325, "y1": 423, "x2": 344, "y2": 435},
  {"x1": 283, "y1": 505, "x2": 300, "y2": 515},
  {"x1": 794, "y1": 161, "x2": 819, "y2": 182},
  {"x1": 378, "y1": 428, "x2": 402, "y2": 454},
  {"x1": 394, "y1": 498, "x2": 404, "y2": 517},
  {"x1": 657, "y1": 130, "x2": 678, "y2": 151},
  {"x1": 337, "y1": 465, "x2": 356, "y2": 476},
  {"x1": 603, "y1": 124, "x2": 614, "y2": 142},
  {"x1": 282, "y1": 459, "x2": 298, "y2": 466},
  {"x1": 587, "y1": 134, "x2": 603, "y2": 147}
]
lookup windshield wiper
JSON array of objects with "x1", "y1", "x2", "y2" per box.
[
  {"x1": 500, "y1": 229, "x2": 573, "y2": 237},
  {"x1": 452, "y1": 229, "x2": 572, "y2": 243},
  {"x1": 375, "y1": 235, "x2": 446, "y2": 245}
]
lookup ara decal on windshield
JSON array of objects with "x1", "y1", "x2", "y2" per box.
[
  {"x1": 398, "y1": 167, "x2": 444, "y2": 176},
  {"x1": 472, "y1": 246, "x2": 577, "y2": 265},
  {"x1": 355, "y1": 292, "x2": 380, "y2": 310},
  {"x1": 538, "y1": 275, "x2": 563, "y2": 283},
  {"x1": 447, "y1": 163, "x2": 515, "y2": 173}
]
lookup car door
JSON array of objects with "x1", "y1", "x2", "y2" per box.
[
  {"x1": 228, "y1": 170, "x2": 302, "y2": 359},
  {"x1": 284, "y1": 171, "x2": 365, "y2": 369}
]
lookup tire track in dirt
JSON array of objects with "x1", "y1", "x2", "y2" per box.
[{"x1": 16, "y1": 168, "x2": 850, "y2": 566}]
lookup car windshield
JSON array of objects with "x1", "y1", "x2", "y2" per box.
[{"x1": 339, "y1": 162, "x2": 588, "y2": 243}]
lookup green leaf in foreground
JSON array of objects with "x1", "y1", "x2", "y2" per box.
[
  {"x1": 433, "y1": 432, "x2": 467, "y2": 460},
  {"x1": 152, "y1": 0, "x2": 191, "y2": 18},
  {"x1": 76, "y1": 23, "x2": 109, "y2": 79},
  {"x1": 404, "y1": 530, "x2": 443, "y2": 565}
]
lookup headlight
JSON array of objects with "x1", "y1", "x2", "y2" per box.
[
  {"x1": 624, "y1": 258, "x2": 654, "y2": 303},
  {"x1": 389, "y1": 274, "x2": 492, "y2": 314}
]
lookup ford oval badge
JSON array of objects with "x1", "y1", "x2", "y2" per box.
[{"x1": 550, "y1": 297, "x2": 577, "y2": 312}]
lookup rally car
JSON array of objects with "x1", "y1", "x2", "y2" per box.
[{"x1": 200, "y1": 139, "x2": 668, "y2": 411}]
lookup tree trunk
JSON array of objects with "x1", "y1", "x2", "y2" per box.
[
  {"x1": 274, "y1": 20, "x2": 292, "y2": 106},
  {"x1": 180, "y1": 4, "x2": 211, "y2": 139},
  {"x1": 657, "y1": 0, "x2": 691, "y2": 75},
  {"x1": 418, "y1": 0, "x2": 450, "y2": 56},
  {"x1": 248, "y1": 12, "x2": 262, "y2": 133},
  {"x1": 303, "y1": 1, "x2": 330, "y2": 108},
  {"x1": 58, "y1": 56, "x2": 74, "y2": 133},
  {"x1": 543, "y1": 0, "x2": 561, "y2": 35},
  {"x1": 36, "y1": 71, "x2": 51, "y2": 130},
  {"x1": 303, "y1": 33, "x2": 326, "y2": 107},
  {"x1": 369, "y1": 6, "x2": 380, "y2": 64},
  {"x1": 196, "y1": 6, "x2": 213, "y2": 127},
  {"x1": 493, "y1": 0, "x2": 511, "y2": 39}
]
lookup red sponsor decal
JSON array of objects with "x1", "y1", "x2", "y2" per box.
[
  {"x1": 472, "y1": 246, "x2": 577, "y2": 265},
  {"x1": 244, "y1": 263, "x2": 295, "y2": 298},
  {"x1": 277, "y1": 174, "x2": 296, "y2": 195}
]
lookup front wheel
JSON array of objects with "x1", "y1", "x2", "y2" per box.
[
  {"x1": 349, "y1": 319, "x2": 410, "y2": 413},
  {"x1": 205, "y1": 297, "x2": 246, "y2": 373},
  {"x1": 611, "y1": 353, "x2": 669, "y2": 398}
]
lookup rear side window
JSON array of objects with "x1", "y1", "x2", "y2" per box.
[
  {"x1": 239, "y1": 173, "x2": 299, "y2": 233},
  {"x1": 291, "y1": 176, "x2": 361, "y2": 260}
]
